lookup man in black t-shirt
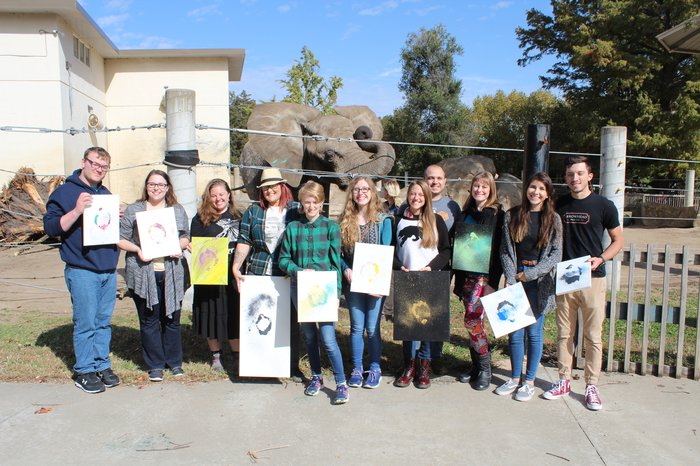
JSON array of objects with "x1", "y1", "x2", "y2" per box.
[{"x1": 543, "y1": 156, "x2": 623, "y2": 411}]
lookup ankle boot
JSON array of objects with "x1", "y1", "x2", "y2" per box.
[
  {"x1": 471, "y1": 350, "x2": 492, "y2": 391},
  {"x1": 458, "y1": 347, "x2": 480, "y2": 383},
  {"x1": 417, "y1": 358, "x2": 431, "y2": 389},
  {"x1": 394, "y1": 359, "x2": 415, "y2": 388}
]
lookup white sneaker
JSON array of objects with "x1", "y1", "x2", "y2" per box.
[
  {"x1": 514, "y1": 383, "x2": 535, "y2": 402},
  {"x1": 495, "y1": 378, "x2": 519, "y2": 396},
  {"x1": 585, "y1": 384, "x2": 603, "y2": 411}
]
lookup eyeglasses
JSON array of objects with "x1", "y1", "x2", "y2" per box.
[
  {"x1": 84, "y1": 158, "x2": 110, "y2": 172},
  {"x1": 352, "y1": 187, "x2": 370, "y2": 194},
  {"x1": 146, "y1": 182, "x2": 168, "y2": 190}
]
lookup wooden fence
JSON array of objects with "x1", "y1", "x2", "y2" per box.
[{"x1": 575, "y1": 244, "x2": 700, "y2": 379}]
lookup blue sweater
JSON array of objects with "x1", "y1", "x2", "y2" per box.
[{"x1": 43, "y1": 170, "x2": 120, "y2": 272}]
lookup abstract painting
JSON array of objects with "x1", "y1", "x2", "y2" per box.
[
  {"x1": 190, "y1": 237, "x2": 229, "y2": 285},
  {"x1": 239, "y1": 276, "x2": 291, "y2": 378},
  {"x1": 83, "y1": 194, "x2": 119, "y2": 246},
  {"x1": 349, "y1": 243, "x2": 394, "y2": 296},
  {"x1": 452, "y1": 222, "x2": 494, "y2": 274},
  {"x1": 393, "y1": 271, "x2": 450, "y2": 341},
  {"x1": 296, "y1": 270, "x2": 338, "y2": 322},
  {"x1": 135, "y1": 207, "x2": 181, "y2": 260},
  {"x1": 482, "y1": 282, "x2": 536, "y2": 338},
  {"x1": 556, "y1": 255, "x2": 592, "y2": 295}
]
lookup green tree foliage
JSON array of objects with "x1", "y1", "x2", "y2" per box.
[
  {"x1": 229, "y1": 90, "x2": 256, "y2": 164},
  {"x1": 278, "y1": 46, "x2": 343, "y2": 113},
  {"x1": 385, "y1": 24, "x2": 474, "y2": 175},
  {"x1": 517, "y1": 0, "x2": 700, "y2": 187}
]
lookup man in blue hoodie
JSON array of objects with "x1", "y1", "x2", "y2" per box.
[{"x1": 43, "y1": 147, "x2": 121, "y2": 394}]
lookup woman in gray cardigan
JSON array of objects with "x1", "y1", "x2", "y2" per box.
[
  {"x1": 498, "y1": 172, "x2": 562, "y2": 402},
  {"x1": 118, "y1": 170, "x2": 190, "y2": 382}
]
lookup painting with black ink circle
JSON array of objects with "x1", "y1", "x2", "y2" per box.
[
  {"x1": 393, "y1": 271, "x2": 450, "y2": 341},
  {"x1": 296, "y1": 270, "x2": 338, "y2": 322},
  {"x1": 239, "y1": 276, "x2": 291, "y2": 378},
  {"x1": 83, "y1": 194, "x2": 120, "y2": 246},
  {"x1": 556, "y1": 255, "x2": 592, "y2": 295},
  {"x1": 349, "y1": 243, "x2": 394, "y2": 296},
  {"x1": 481, "y1": 282, "x2": 536, "y2": 338},
  {"x1": 135, "y1": 207, "x2": 181, "y2": 260},
  {"x1": 452, "y1": 222, "x2": 493, "y2": 274},
  {"x1": 190, "y1": 237, "x2": 229, "y2": 285}
]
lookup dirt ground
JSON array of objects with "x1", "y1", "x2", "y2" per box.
[{"x1": 0, "y1": 225, "x2": 698, "y2": 314}]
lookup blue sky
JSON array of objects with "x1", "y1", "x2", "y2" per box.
[{"x1": 78, "y1": 0, "x2": 556, "y2": 117}]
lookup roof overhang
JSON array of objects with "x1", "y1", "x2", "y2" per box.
[{"x1": 656, "y1": 13, "x2": 700, "y2": 55}]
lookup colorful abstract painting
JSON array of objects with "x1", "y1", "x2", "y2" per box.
[
  {"x1": 349, "y1": 243, "x2": 394, "y2": 296},
  {"x1": 296, "y1": 270, "x2": 338, "y2": 322},
  {"x1": 83, "y1": 194, "x2": 119, "y2": 246},
  {"x1": 190, "y1": 237, "x2": 229, "y2": 285},
  {"x1": 452, "y1": 222, "x2": 493, "y2": 274},
  {"x1": 556, "y1": 255, "x2": 592, "y2": 295},
  {"x1": 239, "y1": 276, "x2": 291, "y2": 378},
  {"x1": 135, "y1": 207, "x2": 181, "y2": 260},
  {"x1": 393, "y1": 271, "x2": 450, "y2": 341},
  {"x1": 482, "y1": 282, "x2": 536, "y2": 338}
]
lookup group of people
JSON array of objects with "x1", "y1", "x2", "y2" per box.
[{"x1": 44, "y1": 146, "x2": 622, "y2": 411}]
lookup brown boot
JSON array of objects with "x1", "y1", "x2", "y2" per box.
[
  {"x1": 394, "y1": 359, "x2": 415, "y2": 387},
  {"x1": 417, "y1": 358, "x2": 431, "y2": 389}
]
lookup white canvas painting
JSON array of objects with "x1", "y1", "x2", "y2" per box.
[
  {"x1": 297, "y1": 270, "x2": 338, "y2": 322},
  {"x1": 239, "y1": 276, "x2": 291, "y2": 378},
  {"x1": 349, "y1": 243, "x2": 394, "y2": 296},
  {"x1": 135, "y1": 207, "x2": 181, "y2": 260},
  {"x1": 556, "y1": 255, "x2": 592, "y2": 295},
  {"x1": 83, "y1": 194, "x2": 119, "y2": 246},
  {"x1": 482, "y1": 282, "x2": 536, "y2": 338}
]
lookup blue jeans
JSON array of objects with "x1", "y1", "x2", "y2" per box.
[
  {"x1": 346, "y1": 290, "x2": 383, "y2": 371},
  {"x1": 64, "y1": 266, "x2": 117, "y2": 374},
  {"x1": 508, "y1": 265, "x2": 544, "y2": 381},
  {"x1": 403, "y1": 340, "x2": 431, "y2": 363}
]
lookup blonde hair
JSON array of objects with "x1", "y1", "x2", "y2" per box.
[
  {"x1": 462, "y1": 171, "x2": 500, "y2": 211},
  {"x1": 339, "y1": 177, "x2": 384, "y2": 250},
  {"x1": 381, "y1": 179, "x2": 402, "y2": 207},
  {"x1": 407, "y1": 180, "x2": 437, "y2": 249},
  {"x1": 298, "y1": 181, "x2": 325, "y2": 212}
]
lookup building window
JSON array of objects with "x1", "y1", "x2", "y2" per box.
[{"x1": 73, "y1": 36, "x2": 90, "y2": 67}]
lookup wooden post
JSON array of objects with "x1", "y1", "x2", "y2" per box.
[{"x1": 523, "y1": 124, "x2": 550, "y2": 182}]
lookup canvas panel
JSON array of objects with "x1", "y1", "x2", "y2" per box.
[{"x1": 393, "y1": 270, "x2": 450, "y2": 341}]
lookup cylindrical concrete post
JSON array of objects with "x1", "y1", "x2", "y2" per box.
[
  {"x1": 600, "y1": 126, "x2": 627, "y2": 287},
  {"x1": 523, "y1": 124, "x2": 550, "y2": 183},
  {"x1": 165, "y1": 89, "x2": 198, "y2": 222},
  {"x1": 685, "y1": 170, "x2": 695, "y2": 208}
]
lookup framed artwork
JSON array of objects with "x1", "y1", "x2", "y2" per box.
[
  {"x1": 297, "y1": 270, "x2": 338, "y2": 322},
  {"x1": 393, "y1": 271, "x2": 450, "y2": 341},
  {"x1": 239, "y1": 276, "x2": 291, "y2": 378},
  {"x1": 482, "y1": 282, "x2": 536, "y2": 338},
  {"x1": 349, "y1": 243, "x2": 394, "y2": 296},
  {"x1": 452, "y1": 222, "x2": 493, "y2": 274},
  {"x1": 135, "y1": 207, "x2": 181, "y2": 260},
  {"x1": 190, "y1": 237, "x2": 229, "y2": 285},
  {"x1": 556, "y1": 255, "x2": 592, "y2": 295},
  {"x1": 83, "y1": 194, "x2": 119, "y2": 246}
]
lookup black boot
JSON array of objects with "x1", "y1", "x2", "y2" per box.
[
  {"x1": 471, "y1": 350, "x2": 492, "y2": 391},
  {"x1": 458, "y1": 347, "x2": 480, "y2": 383}
]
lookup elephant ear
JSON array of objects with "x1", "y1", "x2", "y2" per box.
[{"x1": 333, "y1": 106, "x2": 383, "y2": 140}]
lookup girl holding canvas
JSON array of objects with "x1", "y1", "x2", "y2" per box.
[
  {"x1": 118, "y1": 170, "x2": 190, "y2": 382},
  {"x1": 338, "y1": 176, "x2": 393, "y2": 389},
  {"x1": 393, "y1": 180, "x2": 450, "y2": 389},
  {"x1": 454, "y1": 172, "x2": 504, "y2": 390},
  {"x1": 278, "y1": 181, "x2": 349, "y2": 404},
  {"x1": 498, "y1": 172, "x2": 562, "y2": 401}
]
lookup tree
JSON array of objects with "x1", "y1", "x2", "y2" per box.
[
  {"x1": 229, "y1": 90, "x2": 256, "y2": 164},
  {"x1": 517, "y1": 0, "x2": 700, "y2": 187},
  {"x1": 278, "y1": 46, "x2": 343, "y2": 113}
]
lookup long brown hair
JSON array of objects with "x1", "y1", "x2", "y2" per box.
[
  {"x1": 407, "y1": 180, "x2": 437, "y2": 249},
  {"x1": 338, "y1": 177, "x2": 384, "y2": 250},
  {"x1": 462, "y1": 171, "x2": 499, "y2": 212},
  {"x1": 509, "y1": 172, "x2": 559, "y2": 249},
  {"x1": 139, "y1": 169, "x2": 177, "y2": 206},
  {"x1": 198, "y1": 178, "x2": 239, "y2": 227}
]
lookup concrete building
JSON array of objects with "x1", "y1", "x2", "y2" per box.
[{"x1": 0, "y1": 0, "x2": 244, "y2": 202}]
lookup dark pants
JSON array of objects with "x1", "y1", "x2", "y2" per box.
[{"x1": 132, "y1": 271, "x2": 183, "y2": 370}]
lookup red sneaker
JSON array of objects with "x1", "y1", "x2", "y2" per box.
[{"x1": 543, "y1": 379, "x2": 571, "y2": 400}]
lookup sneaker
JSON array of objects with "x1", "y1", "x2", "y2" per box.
[
  {"x1": 363, "y1": 368, "x2": 382, "y2": 389},
  {"x1": 543, "y1": 379, "x2": 571, "y2": 400},
  {"x1": 304, "y1": 375, "x2": 323, "y2": 396},
  {"x1": 585, "y1": 384, "x2": 603, "y2": 411},
  {"x1": 515, "y1": 383, "x2": 535, "y2": 402},
  {"x1": 73, "y1": 372, "x2": 106, "y2": 394},
  {"x1": 97, "y1": 368, "x2": 120, "y2": 388},
  {"x1": 148, "y1": 369, "x2": 164, "y2": 382},
  {"x1": 495, "y1": 378, "x2": 519, "y2": 396},
  {"x1": 348, "y1": 368, "x2": 364, "y2": 388},
  {"x1": 210, "y1": 354, "x2": 224, "y2": 372},
  {"x1": 171, "y1": 367, "x2": 185, "y2": 377},
  {"x1": 334, "y1": 384, "x2": 350, "y2": 404}
]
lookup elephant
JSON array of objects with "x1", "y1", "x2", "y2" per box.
[{"x1": 240, "y1": 102, "x2": 395, "y2": 199}]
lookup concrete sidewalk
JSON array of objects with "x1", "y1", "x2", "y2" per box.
[{"x1": 1, "y1": 365, "x2": 698, "y2": 465}]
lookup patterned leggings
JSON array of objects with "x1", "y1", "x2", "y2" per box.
[{"x1": 462, "y1": 275, "x2": 490, "y2": 355}]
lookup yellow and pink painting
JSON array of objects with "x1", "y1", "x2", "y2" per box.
[{"x1": 190, "y1": 237, "x2": 229, "y2": 285}]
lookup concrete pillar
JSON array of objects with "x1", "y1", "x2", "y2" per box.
[
  {"x1": 165, "y1": 89, "x2": 198, "y2": 222},
  {"x1": 600, "y1": 126, "x2": 627, "y2": 287},
  {"x1": 685, "y1": 170, "x2": 695, "y2": 207},
  {"x1": 523, "y1": 124, "x2": 550, "y2": 183}
]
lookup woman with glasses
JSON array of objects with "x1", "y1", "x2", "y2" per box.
[{"x1": 118, "y1": 170, "x2": 190, "y2": 382}]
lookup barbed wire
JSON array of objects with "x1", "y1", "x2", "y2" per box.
[
  {"x1": 0, "y1": 123, "x2": 164, "y2": 135},
  {"x1": 0, "y1": 278, "x2": 67, "y2": 293}
]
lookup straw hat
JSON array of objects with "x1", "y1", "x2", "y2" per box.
[{"x1": 257, "y1": 168, "x2": 286, "y2": 188}]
